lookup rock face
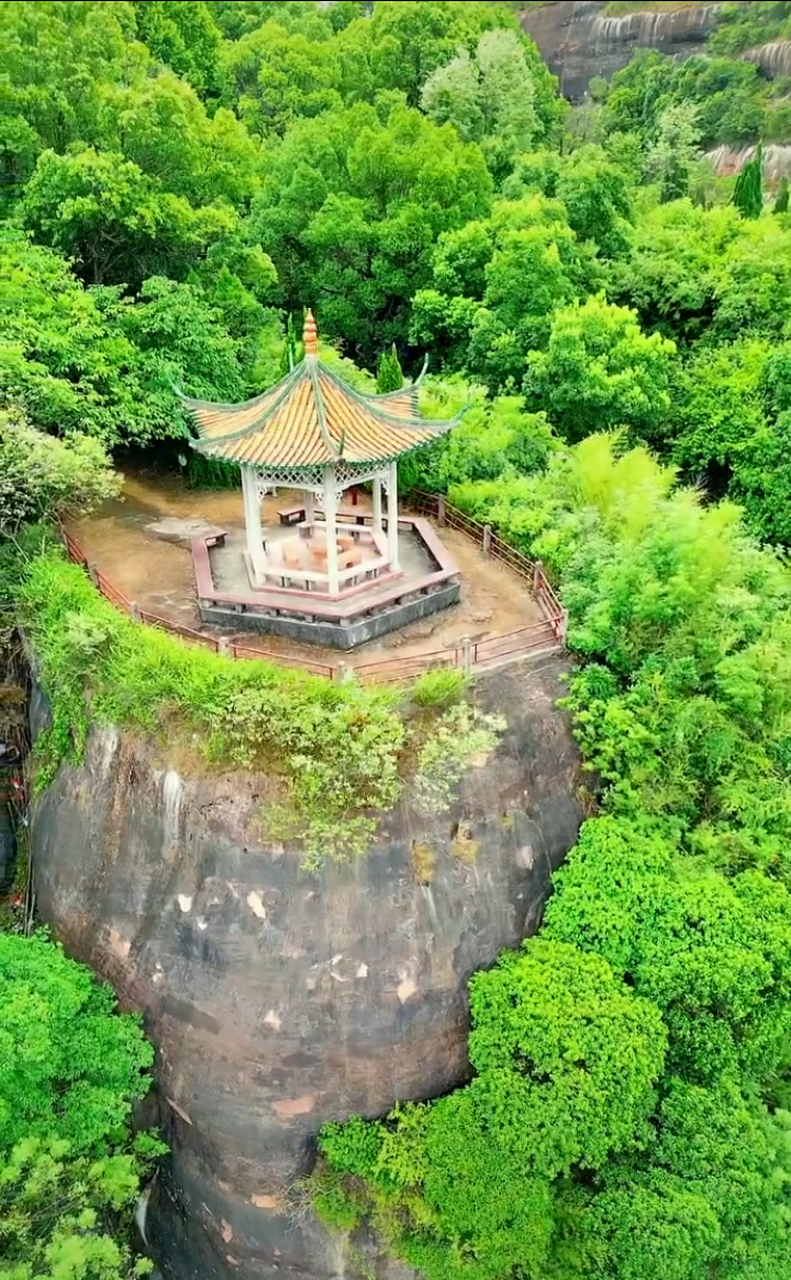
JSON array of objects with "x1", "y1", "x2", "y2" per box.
[
  {"x1": 30, "y1": 655, "x2": 583, "y2": 1280},
  {"x1": 744, "y1": 40, "x2": 791, "y2": 79},
  {"x1": 707, "y1": 142, "x2": 791, "y2": 183},
  {"x1": 520, "y1": 2, "x2": 721, "y2": 101}
]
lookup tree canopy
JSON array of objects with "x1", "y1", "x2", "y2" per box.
[
  {"x1": 6, "y1": 3, "x2": 791, "y2": 1278},
  {"x1": 0, "y1": 932, "x2": 160, "y2": 1280}
]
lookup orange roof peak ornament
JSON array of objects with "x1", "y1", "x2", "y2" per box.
[{"x1": 303, "y1": 309, "x2": 318, "y2": 358}]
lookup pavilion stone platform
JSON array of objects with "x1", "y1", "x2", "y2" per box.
[{"x1": 181, "y1": 311, "x2": 465, "y2": 650}]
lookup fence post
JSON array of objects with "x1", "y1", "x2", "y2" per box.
[
  {"x1": 482, "y1": 524, "x2": 492, "y2": 558},
  {"x1": 460, "y1": 635, "x2": 473, "y2": 676},
  {"x1": 87, "y1": 562, "x2": 99, "y2": 589},
  {"x1": 532, "y1": 559, "x2": 544, "y2": 596},
  {"x1": 130, "y1": 602, "x2": 140, "y2": 622},
  {"x1": 437, "y1": 494, "x2": 446, "y2": 527},
  {"x1": 335, "y1": 661, "x2": 354, "y2": 684},
  {"x1": 558, "y1": 609, "x2": 569, "y2": 646},
  {"x1": 218, "y1": 635, "x2": 230, "y2": 658}
]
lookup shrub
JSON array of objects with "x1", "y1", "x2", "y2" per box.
[{"x1": 411, "y1": 667, "x2": 467, "y2": 709}]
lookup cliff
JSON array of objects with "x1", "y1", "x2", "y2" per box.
[
  {"x1": 29, "y1": 655, "x2": 583, "y2": 1280},
  {"x1": 520, "y1": 2, "x2": 722, "y2": 100},
  {"x1": 707, "y1": 141, "x2": 791, "y2": 182}
]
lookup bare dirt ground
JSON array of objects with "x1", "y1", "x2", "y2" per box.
[{"x1": 68, "y1": 469, "x2": 543, "y2": 668}]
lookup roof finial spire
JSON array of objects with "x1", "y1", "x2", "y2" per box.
[{"x1": 304, "y1": 308, "x2": 318, "y2": 359}]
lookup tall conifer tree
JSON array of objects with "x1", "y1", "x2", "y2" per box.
[
  {"x1": 376, "y1": 344, "x2": 404, "y2": 393},
  {"x1": 733, "y1": 145, "x2": 764, "y2": 219}
]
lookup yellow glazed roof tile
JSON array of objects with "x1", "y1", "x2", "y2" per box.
[{"x1": 181, "y1": 311, "x2": 460, "y2": 472}]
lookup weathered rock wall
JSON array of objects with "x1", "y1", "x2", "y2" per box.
[
  {"x1": 29, "y1": 656, "x2": 583, "y2": 1280},
  {"x1": 520, "y1": 2, "x2": 721, "y2": 100},
  {"x1": 707, "y1": 141, "x2": 791, "y2": 182},
  {"x1": 744, "y1": 40, "x2": 791, "y2": 79}
]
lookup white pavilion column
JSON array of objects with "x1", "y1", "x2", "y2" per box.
[
  {"x1": 303, "y1": 487, "x2": 315, "y2": 525},
  {"x1": 241, "y1": 465, "x2": 264, "y2": 566},
  {"x1": 323, "y1": 465, "x2": 340, "y2": 595},
  {"x1": 386, "y1": 459, "x2": 399, "y2": 570},
  {"x1": 372, "y1": 472, "x2": 383, "y2": 534}
]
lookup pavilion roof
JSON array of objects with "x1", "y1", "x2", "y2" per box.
[{"x1": 181, "y1": 311, "x2": 462, "y2": 477}]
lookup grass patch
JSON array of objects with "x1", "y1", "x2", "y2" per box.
[
  {"x1": 411, "y1": 667, "x2": 467, "y2": 710},
  {"x1": 17, "y1": 551, "x2": 506, "y2": 870},
  {"x1": 19, "y1": 552, "x2": 406, "y2": 868}
]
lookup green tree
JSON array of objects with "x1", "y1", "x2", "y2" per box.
[
  {"x1": 367, "y1": 0, "x2": 515, "y2": 108},
  {"x1": 95, "y1": 73, "x2": 260, "y2": 208},
  {"x1": 608, "y1": 199, "x2": 791, "y2": 345},
  {"x1": 665, "y1": 338, "x2": 769, "y2": 489},
  {"x1": 0, "y1": 932, "x2": 160, "y2": 1280},
  {"x1": 545, "y1": 818, "x2": 791, "y2": 1086},
  {"x1": 0, "y1": 413, "x2": 120, "y2": 536},
  {"x1": 645, "y1": 102, "x2": 702, "y2": 202},
  {"x1": 0, "y1": 233, "x2": 248, "y2": 446},
  {"x1": 0, "y1": 0, "x2": 258, "y2": 212},
  {"x1": 419, "y1": 28, "x2": 541, "y2": 179},
  {"x1": 555, "y1": 145, "x2": 635, "y2": 258},
  {"x1": 375, "y1": 344, "x2": 404, "y2": 392},
  {"x1": 476, "y1": 28, "x2": 542, "y2": 178},
  {"x1": 132, "y1": 0, "x2": 224, "y2": 98},
  {"x1": 419, "y1": 47, "x2": 484, "y2": 143},
  {"x1": 775, "y1": 175, "x2": 790, "y2": 214},
  {"x1": 606, "y1": 199, "x2": 730, "y2": 342},
  {"x1": 412, "y1": 194, "x2": 591, "y2": 390},
  {"x1": 208, "y1": 1, "x2": 321, "y2": 41},
  {"x1": 0, "y1": 1137, "x2": 155, "y2": 1280},
  {"x1": 222, "y1": 19, "x2": 343, "y2": 138},
  {"x1": 19, "y1": 147, "x2": 233, "y2": 288},
  {"x1": 714, "y1": 213, "x2": 791, "y2": 339},
  {"x1": 601, "y1": 49, "x2": 682, "y2": 142},
  {"x1": 0, "y1": 0, "x2": 134, "y2": 165},
  {"x1": 0, "y1": 933, "x2": 152, "y2": 1151},
  {"x1": 250, "y1": 100, "x2": 492, "y2": 360},
  {"x1": 318, "y1": 939, "x2": 666, "y2": 1280},
  {"x1": 524, "y1": 295, "x2": 677, "y2": 443},
  {"x1": 732, "y1": 145, "x2": 764, "y2": 219},
  {"x1": 115, "y1": 276, "x2": 249, "y2": 415},
  {"x1": 569, "y1": 1083, "x2": 791, "y2": 1280},
  {"x1": 600, "y1": 47, "x2": 765, "y2": 153},
  {"x1": 0, "y1": 232, "x2": 139, "y2": 440}
]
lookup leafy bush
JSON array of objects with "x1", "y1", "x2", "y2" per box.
[
  {"x1": 0, "y1": 412, "x2": 119, "y2": 537},
  {"x1": 412, "y1": 703, "x2": 505, "y2": 817},
  {"x1": 411, "y1": 668, "x2": 467, "y2": 709},
  {"x1": 0, "y1": 932, "x2": 160, "y2": 1279}
]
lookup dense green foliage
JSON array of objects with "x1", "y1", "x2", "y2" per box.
[
  {"x1": 317, "y1": 436, "x2": 791, "y2": 1280},
  {"x1": 0, "y1": 932, "x2": 160, "y2": 1279},
  {"x1": 4, "y1": 0, "x2": 791, "y2": 537},
  {"x1": 6, "y1": 3, "x2": 791, "y2": 1278},
  {"x1": 0, "y1": 411, "x2": 119, "y2": 536}
]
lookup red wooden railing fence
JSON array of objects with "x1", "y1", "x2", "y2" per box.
[{"x1": 58, "y1": 495, "x2": 567, "y2": 684}]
